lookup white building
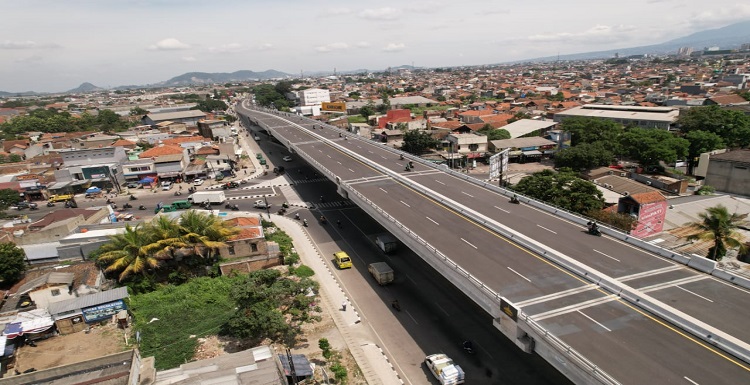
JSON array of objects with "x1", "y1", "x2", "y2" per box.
[{"x1": 298, "y1": 88, "x2": 330, "y2": 106}]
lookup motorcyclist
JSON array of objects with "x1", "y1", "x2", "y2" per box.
[
  {"x1": 303, "y1": 219, "x2": 308, "y2": 226},
  {"x1": 400, "y1": 154, "x2": 404, "y2": 160},
  {"x1": 511, "y1": 194, "x2": 519, "y2": 204},
  {"x1": 294, "y1": 213, "x2": 300, "y2": 220}
]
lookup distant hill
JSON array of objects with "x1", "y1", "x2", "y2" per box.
[
  {"x1": 67, "y1": 82, "x2": 104, "y2": 94},
  {"x1": 162, "y1": 70, "x2": 292, "y2": 86},
  {"x1": 523, "y1": 20, "x2": 750, "y2": 62}
]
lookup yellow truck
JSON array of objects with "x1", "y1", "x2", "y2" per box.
[{"x1": 48, "y1": 194, "x2": 74, "y2": 203}]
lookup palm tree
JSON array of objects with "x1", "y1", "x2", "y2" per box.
[
  {"x1": 98, "y1": 224, "x2": 168, "y2": 282},
  {"x1": 176, "y1": 211, "x2": 238, "y2": 261},
  {"x1": 688, "y1": 205, "x2": 748, "y2": 260}
]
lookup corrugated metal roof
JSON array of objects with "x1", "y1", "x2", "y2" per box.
[{"x1": 48, "y1": 286, "x2": 129, "y2": 315}]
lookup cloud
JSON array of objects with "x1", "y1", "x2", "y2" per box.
[
  {"x1": 355, "y1": 41, "x2": 371, "y2": 48},
  {"x1": 256, "y1": 43, "x2": 274, "y2": 51},
  {"x1": 14, "y1": 55, "x2": 43, "y2": 64},
  {"x1": 686, "y1": 5, "x2": 750, "y2": 29},
  {"x1": 182, "y1": 56, "x2": 196, "y2": 62},
  {"x1": 527, "y1": 24, "x2": 636, "y2": 44},
  {"x1": 1, "y1": 40, "x2": 39, "y2": 49},
  {"x1": 404, "y1": 2, "x2": 440, "y2": 13},
  {"x1": 208, "y1": 43, "x2": 246, "y2": 53},
  {"x1": 359, "y1": 7, "x2": 400, "y2": 21},
  {"x1": 148, "y1": 38, "x2": 190, "y2": 51},
  {"x1": 315, "y1": 42, "x2": 350, "y2": 53},
  {"x1": 383, "y1": 43, "x2": 406, "y2": 52}
]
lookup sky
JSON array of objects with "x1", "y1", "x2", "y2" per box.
[{"x1": 2, "y1": 0, "x2": 750, "y2": 93}]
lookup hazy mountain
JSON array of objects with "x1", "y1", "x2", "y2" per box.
[
  {"x1": 67, "y1": 82, "x2": 104, "y2": 94},
  {"x1": 524, "y1": 20, "x2": 750, "y2": 62},
  {"x1": 162, "y1": 70, "x2": 291, "y2": 86}
]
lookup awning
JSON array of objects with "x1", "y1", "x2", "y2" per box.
[
  {"x1": 523, "y1": 150, "x2": 542, "y2": 156},
  {"x1": 2, "y1": 309, "x2": 54, "y2": 339}
]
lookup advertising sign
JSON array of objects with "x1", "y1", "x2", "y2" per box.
[
  {"x1": 489, "y1": 149, "x2": 509, "y2": 180},
  {"x1": 321, "y1": 102, "x2": 346, "y2": 112},
  {"x1": 82, "y1": 300, "x2": 127, "y2": 323},
  {"x1": 631, "y1": 200, "x2": 668, "y2": 238}
]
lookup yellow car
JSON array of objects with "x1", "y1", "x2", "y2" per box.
[
  {"x1": 334, "y1": 251, "x2": 353, "y2": 269},
  {"x1": 48, "y1": 194, "x2": 74, "y2": 203}
]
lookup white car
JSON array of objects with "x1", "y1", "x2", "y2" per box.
[
  {"x1": 193, "y1": 178, "x2": 204, "y2": 186},
  {"x1": 282, "y1": 156, "x2": 293, "y2": 162},
  {"x1": 425, "y1": 354, "x2": 465, "y2": 385},
  {"x1": 161, "y1": 181, "x2": 173, "y2": 191}
]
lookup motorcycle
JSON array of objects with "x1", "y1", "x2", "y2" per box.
[
  {"x1": 510, "y1": 195, "x2": 520, "y2": 204},
  {"x1": 46, "y1": 202, "x2": 55, "y2": 207},
  {"x1": 123, "y1": 203, "x2": 133, "y2": 209},
  {"x1": 110, "y1": 203, "x2": 117, "y2": 209},
  {"x1": 303, "y1": 219, "x2": 308, "y2": 227},
  {"x1": 319, "y1": 216, "x2": 327, "y2": 224},
  {"x1": 586, "y1": 221, "x2": 602, "y2": 236},
  {"x1": 139, "y1": 205, "x2": 147, "y2": 210},
  {"x1": 391, "y1": 300, "x2": 401, "y2": 312},
  {"x1": 174, "y1": 191, "x2": 181, "y2": 196},
  {"x1": 282, "y1": 202, "x2": 289, "y2": 208},
  {"x1": 294, "y1": 213, "x2": 300, "y2": 220},
  {"x1": 129, "y1": 195, "x2": 137, "y2": 201},
  {"x1": 462, "y1": 340, "x2": 474, "y2": 354}
]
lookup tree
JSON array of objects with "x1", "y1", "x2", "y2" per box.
[
  {"x1": 687, "y1": 205, "x2": 748, "y2": 260},
  {"x1": 684, "y1": 130, "x2": 724, "y2": 175},
  {"x1": 677, "y1": 105, "x2": 750, "y2": 148},
  {"x1": 97, "y1": 224, "x2": 167, "y2": 282},
  {"x1": 0, "y1": 242, "x2": 26, "y2": 284},
  {"x1": 130, "y1": 107, "x2": 148, "y2": 116},
  {"x1": 513, "y1": 169, "x2": 605, "y2": 215},
  {"x1": 0, "y1": 188, "x2": 21, "y2": 211},
  {"x1": 618, "y1": 127, "x2": 688, "y2": 166},
  {"x1": 8, "y1": 154, "x2": 22, "y2": 163},
  {"x1": 485, "y1": 129, "x2": 511, "y2": 141},
  {"x1": 359, "y1": 102, "x2": 375, "y2": 120},
  {"x1": 401, "y1": 130, "x2": 438, "y2": 155},
  {"x1": 554, "y1": 142, "x2": 614, "y2": 170},
  {"x1": 561, "y1": 117, "x2": 622, "y2": 146}
]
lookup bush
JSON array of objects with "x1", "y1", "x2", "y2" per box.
[
  {"x1": 696, "y1": 185, "x2": 715, "y2": 195},
  {"x1": 330, "y1": 362, "x2": 348, "y2": 382},
  {"x1": 293, "y1": 265, "x2": 314, "y2": 278}
]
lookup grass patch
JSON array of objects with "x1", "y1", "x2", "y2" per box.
[
  {"x1": 128, "y1": 276, "x2": 244, "y2": 370},
  {"x1": 292, "y1": 264, "x2": 314, "y2": 278},
  {"x1": 347, "y1": 116, "x2": 367, "y2": 124}
]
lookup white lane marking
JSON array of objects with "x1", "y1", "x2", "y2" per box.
[
  {"x1": 461, "y1": 191, "x2": 474, "y2": 198},
  {"x1": 349, "y1": 168, "x2": 355, "y2": 173},
  {"x1": 461, "y1": 238, "x2": 477, "y2": 249},
  {"x1": 400, "y1": 200, "x2": 411, "y2": 207},
  {"x1": 426, "y1": 217, "x2": 439, "y2": 226},
  {"x1": 406, "y1": 274, "x2": 417, "y2": 286},
  {"x1": 684, "y1": 376, "x2": 700, "y2": 385},
  {"x1": 507, "y1": 266, "x2": 531, "y2": 282},
  {"x1": 381, "y1": 156, "x2": 387, "y2": 159},
  {"x1": 435, "y1": 303, "x2": 450, "y2": 317},
  {"x1": 494, "y1": 205, "x2": 510, "y2": 213},
  {"x1": 435, "y1": 180, "x2": 446, "y2": 185},
  {"x1": 368, "y1": 150, "x2": 373, "y2": 154},
  {"x1": 327, "y1": 154, "x2": 331, "y2": 158},
  {"x1": 379, "y1": 188, "x2": 388, "y2": 194},
  {"x1": 536, "y1": 224, "x2": 557, "y2": 234},
  {"x1": 577, "y1": 310, "x2": 611, "y2": 332},
  {"x1": 593, "y1": 249, "x2": 621, "y2": 262},
  {"x1": 337, "y1": 161, "x2": 342, "y2": 164},
  {"x1": 405, "y1": 310, "x2": 419, "y2": 325},
  {"x1": 676, "y1": 285, "x2": 714, "y2": 303},
  {"x1": 357, "y1": 145, "x2": 361, "y2": 148}
]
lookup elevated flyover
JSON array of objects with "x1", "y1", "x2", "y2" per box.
[{"x1": 237, "y1": 102, "x2": 750, "y2": 385}]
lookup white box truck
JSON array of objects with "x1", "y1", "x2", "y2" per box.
[
  {"x1": 368, "y1": 262, "x2": 394, "y2": 285},
  {"x1": 375, "y1": 234, "x2": 398, "y2": 254},
  {"x1": 188, "y1": 191, "x2": 227, "y2": 205}
]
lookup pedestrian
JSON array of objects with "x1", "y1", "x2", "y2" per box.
[{"x1": 342, "y1": 301, "x2": 347, "y2": 311}]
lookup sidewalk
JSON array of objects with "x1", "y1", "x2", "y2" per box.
[{"x1": 272, "y1": 215, "x2": 403, "y2": 385}]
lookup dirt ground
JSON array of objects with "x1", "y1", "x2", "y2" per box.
[{"x1": 11, "y1": 322, "x2": 129, "y2": 374}]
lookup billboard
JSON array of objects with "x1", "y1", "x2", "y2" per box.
[
  {"x1": 321, "y1": 102, "x2": 346, "y2": 112},
  {"x1": 489, "y1": 149, "x2": 509, "y2": 180},
  {"x1": 82, "y1": 300, "x2": 127, "y2": 323}
]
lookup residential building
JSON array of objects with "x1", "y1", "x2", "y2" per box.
[
  {"x1": 501, "y1": 119, "x2": 558, "y2": 139},
  {"x1": 488, "y1": 137, "x2": 557, "y2": 160},
  {"x1": 704, "y1": 149, "x2": 750, "y2": 196},
  {"x1": 139, "y1": 145, "x2": 189, "y2": 181},
  {"x1": 446, "y1": 133, "x2": 488, "y2": 160},
  {"x1": 197, "y1": 120, "x2": 231, "y2": 139},
  {"x1": 142, "y1": 110, "x2": 207, "y2": 126}
]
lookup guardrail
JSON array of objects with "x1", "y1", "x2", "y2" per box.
[{"x1": 242, "y1": 105, "x2": 622, "y2": 384}]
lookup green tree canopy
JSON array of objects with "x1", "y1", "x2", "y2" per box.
[
  {"x1": 0, "y1": 188, "x2": 21, "y2": 211},
  {"x1": 561, "y1": 117, "x2": 622, "y2": 146},
  {"x1": 359, "y1": 102, "x2": 375, "y2": 119},
  {"x1": 619, "y1": 127, "x2": 688, "y2": 166},
  {"x1": 687, "y1": 205, "x2": 748, "y2": 260},
  {"x1": 252, "y1": 84, "x2": 289, "y2": 110},
  {"x1": 0, "y1": 242, "x2": 26, "y2": 284},
  {"x1": 401, "y1": 130, "x2": 438, "y2": 155},
  {"x1": 684, "y1": 130, "x2": 725, "y2": 174},
  {"x1": 193, "y1": 99, "x2": 228, "y2": 113},
  {"x1": 513, "y1": 169, "x2": 605, "y2": 215},
  {"x1": 554, "y1": 142, "x2": 614, "y2": 170},
  {"x1": 677, "y1": 105, "x2": 750, "y2": 148}
]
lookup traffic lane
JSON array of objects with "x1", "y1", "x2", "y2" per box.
[
  {"x1": 353, "y1": 179, "x2": 587, "y2": 303},
  {"x1": 646, "y1": 278, "x2": 750, "y2": 345},
  {"x1": 295, "y1": 142, "x2": 382, "y2": 180},
  {"x1": 414, "y1": 173, "x2": 672, "y2": 278},
  {"x1": 538, "y1": 300, "x2": 750, "y2": 385},
  {"x1": 334, "y1": 207, "x2": 572, "y2": 385}
]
